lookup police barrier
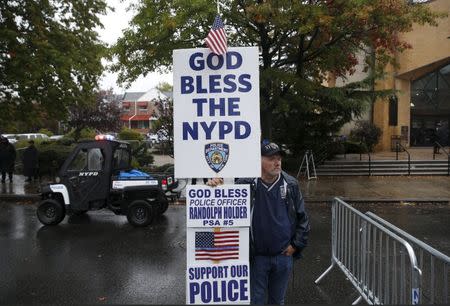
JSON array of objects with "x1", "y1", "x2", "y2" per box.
[
  {"x1": 315, "y1": 197, "x2": 422, "y2": 305},
  {"x1": 366, "y1": 212, "x2": 450, "y2": 304}
]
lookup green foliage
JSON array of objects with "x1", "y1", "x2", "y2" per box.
[
  {"x1": 110, "y1": 0, "x2": 444, "y2": 153},
  {"x1": 350, "y1": 121, "x2": 382, "y2": 152},
  {"x1": 0, "y1": 0, "x2": 108, "y2": 128},
  {"x1": 131, "y1": 142, "x2": 154, "y2": 168},
  {"x1": 343, "y1": 141, "x2": 368, "y2": 154},
  {"x1": 152, "y1": 94, "x2": 174, "y2": 157},
  {"x1": 38, "y1": 128, "x2": 53, "y2": 137},
  {"x1": 66, "y1": 128, "x2": 96, "y2": 141},
  {"x1": 118, "y1": 127, "x2": 144, "y2": 141}
]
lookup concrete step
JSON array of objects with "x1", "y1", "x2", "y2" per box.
[{"x1": 323, "y1": 160, "x2": 449, "y2": 165}]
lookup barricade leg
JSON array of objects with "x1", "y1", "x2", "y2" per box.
[
  {"x1": 315, "y1": 262, "x2": 335, "y2": 284},
  {"x1": 352, "y1": 296, "x2": 363, "y2": 305}
]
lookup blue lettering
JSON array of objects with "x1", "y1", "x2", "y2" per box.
[
  {"x1": 209, "y1": 98, "x2": 226, "y2": 116},
  {"x1": 188, "y1": 268, "x2": 195, "y2": 280},
  {"x1": 219, "y1": 121, "x2": 233, "y2": 139},
  {"x1": 226, "y1": 51, "x2": 242, "y2": 69},
  {"x1": 240, "y1": 279, "x2": 249, "y2": 301},
  {"x1": 200, "y1": 121, "x2": 217, "y2": 140},
  {"x1": 213, "y1": 282, "x2": 220, "y2": 302},
  {"x1": 223, "y1": 75, "x2": 237, "y2": 93},
  {"x1": 238, "y1": 74, "x2": 252, "y2": 92},
  {"x1": 228, "y1": 97, "x2": 240, "y2": 115},
  {"x1": 189, "y1": 52, "x2": 204, "y2": 71},
  {"x1": 206, "y1": 53, "x2": 224, "y2": 70},
  {"x1": 189, "y1": 282, "x2": 200, "y2": 304},
  {"x1": 196, "y1": 75, "x2": 207, "y2": 93},
  {"x1": 235, "y1": 121, "x2": 251, "y2": 139},
  {"x1": 209, "y1": 75, "x2": 222, "y2": 93},
  {"x1": 228, "y1": 280, "x2": 239, "y2": 302},
  {"x1": 183, "y1": 122, "x2": 198, "y2": 140},
  {"x1": 201, "y1": 282, "x2": 212, "y2": 303},
  {"x1": 181, "y1": 76, "x2": 194, "y2": 94},
  {"x1": 192, "y1": 98, "x2": 207, "y2": 116}
]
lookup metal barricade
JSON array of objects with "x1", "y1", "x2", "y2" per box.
[
  {"x1": 315, "y1": 198, "x2": 422, "y2": 304},
  {"x1": 366, "y1": 212, "x2": 450, "y2": 304}
]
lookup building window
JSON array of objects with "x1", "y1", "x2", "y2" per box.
[
  {"x1": 139, "y1": 105, "x2": 148, "y2": 111},
  {"x1": 410, "y1": 63, "x2": 450, "y2": 146},
  {"x1": 389, "y1": 95, "x2": 398, "y2": 126}
]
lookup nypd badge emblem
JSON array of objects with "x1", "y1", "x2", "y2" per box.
[{"x1": 204, "y1": 143, "x2": 229, "y2": 173}]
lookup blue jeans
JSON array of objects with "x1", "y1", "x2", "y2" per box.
[{"x1": 250, "y1": 254, "x2": 293, "y2": 305}]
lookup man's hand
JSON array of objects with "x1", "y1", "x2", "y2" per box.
[
  {"x1": 205, "y1": 178, "x2": 224, "y2": 187},
  {"x1": 282, "y1": 245, "x2": 296, "y2": 256}
]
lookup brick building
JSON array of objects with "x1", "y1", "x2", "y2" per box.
[{"x1": 120, "y1": 88, "x2": 170, "y2": 134}]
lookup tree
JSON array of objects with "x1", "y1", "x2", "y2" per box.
[
  {"x1": 110, "y1": 0, "x2": 444, "y2": 153},
  {"x1": 152, "y1": 82, "x2": 174, "y2": 157},
  {"x1": 0, "y1": 0, "x2": 108, "y2": 127},
  {"x1": 67, "y1": 89, "x2": 122, "y2": 140}
]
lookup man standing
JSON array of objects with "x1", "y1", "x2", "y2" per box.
[
  {"x1": 0, "y1": 137, "x2": 16, "y2": 183},
  {"x1": 22, "y1": 140, "x2": 39, "y2": 182},
  {"x1": 208, "y1": 141, "x2": 310, "y2": 304}
]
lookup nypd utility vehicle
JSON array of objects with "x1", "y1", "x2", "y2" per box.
[{"x1": 37, "y1": 135, "x2": 169, "y2": 227}]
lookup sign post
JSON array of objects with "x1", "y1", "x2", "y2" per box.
[{"x1": 173, "y1": 47, "x2": 260, "y2": 305}]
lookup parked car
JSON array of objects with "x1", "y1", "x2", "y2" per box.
[{"x1": 16, "y1": 133, "x2": 50, "y2": 141}]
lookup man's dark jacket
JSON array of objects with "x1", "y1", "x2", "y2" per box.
[{"x1": 236, "y1": 171, "x2": 310, "y2": 259}]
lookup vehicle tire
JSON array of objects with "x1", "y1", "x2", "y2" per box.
[
  {"x1": 157, "y1": 197, "x2": 169, "y2": 215},
  {"x1": 127, "y1": 200, "x2": 154, "y2": 227},
  {"x1": 37, "y1": 199, "x2": 65, "y2": 226}
]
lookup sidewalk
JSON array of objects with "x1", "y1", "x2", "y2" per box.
[{"x1": 2, "y1": 173, "x2": 449, "y2": 203}]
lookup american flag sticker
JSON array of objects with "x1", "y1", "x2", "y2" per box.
[
  {"x1": 187, "y1": 228, "x2": 249, "y2": 264},
  {"x1": 195, "y1": 230, "x2": 239, "y2": 261}
]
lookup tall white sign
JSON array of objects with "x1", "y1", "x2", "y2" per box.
[{"x1": 173, "y1": 47, "x2": 261, "y2": 179}]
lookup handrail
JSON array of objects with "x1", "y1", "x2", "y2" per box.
[
  {"x1": 432, "y1": 141, "x2": 449, "y2": 159},
  {"x1": 433, "y1": 142, "x2": 450, "y2": 176},
  {"x1": 396, "y1": 143, "x2": 411, "y2": 175},
  {"x1": 359, "y1": 143, "x2": 372, "y2": 176}
]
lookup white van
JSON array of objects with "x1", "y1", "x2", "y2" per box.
[{"x1": 16, "y1": 133, "x2": 50, "y2": 141}]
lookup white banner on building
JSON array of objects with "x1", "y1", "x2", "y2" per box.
[
  {"x1": 186, "y1": 185, "x2": 250, "y2": 228},
  {"x1": 173, "y1": 47, "x2": 261, "y2": 178}
]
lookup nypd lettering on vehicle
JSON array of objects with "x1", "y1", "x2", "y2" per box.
[{"x1": 79, "y1": 172, "x2": 99, "y2": 177}]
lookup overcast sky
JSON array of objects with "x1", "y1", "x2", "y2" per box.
[{"x1": 98, "y1": 1, "x2": 172, "y2": 94}]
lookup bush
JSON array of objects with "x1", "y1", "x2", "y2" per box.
[
  {"x1": 16, "y1": 142, "x2": 75, "y2": 178},
  {"x1": 118, "y1": 127, "x2": 143, "y2": 141},
  {"x1": 66, "y1": 128, "x2": 96, "y2": 141},
  {"x1": 350, "y1": 121, "x2": 382, "y2": 152},
  {"x1": 343, "y1": 141, "x2": 368, "y2": 154},
  {"x1": 38, "y1": 128, "x2": 53, "y2": 137}
]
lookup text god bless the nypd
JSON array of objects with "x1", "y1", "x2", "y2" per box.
[{"x1": 180, "y1": 52, "x2": 252, "y2": 140}]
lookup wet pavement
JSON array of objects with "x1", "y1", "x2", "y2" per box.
[
  {"x1": 2, "y1": 174, "x2": 450, "y2": 204},
  {"x1": 299, "y1": 176, "x2": 450, "y2": 202},
  {"x1": 0, "y1": 201, "x2": 448, "y2": 304}
]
